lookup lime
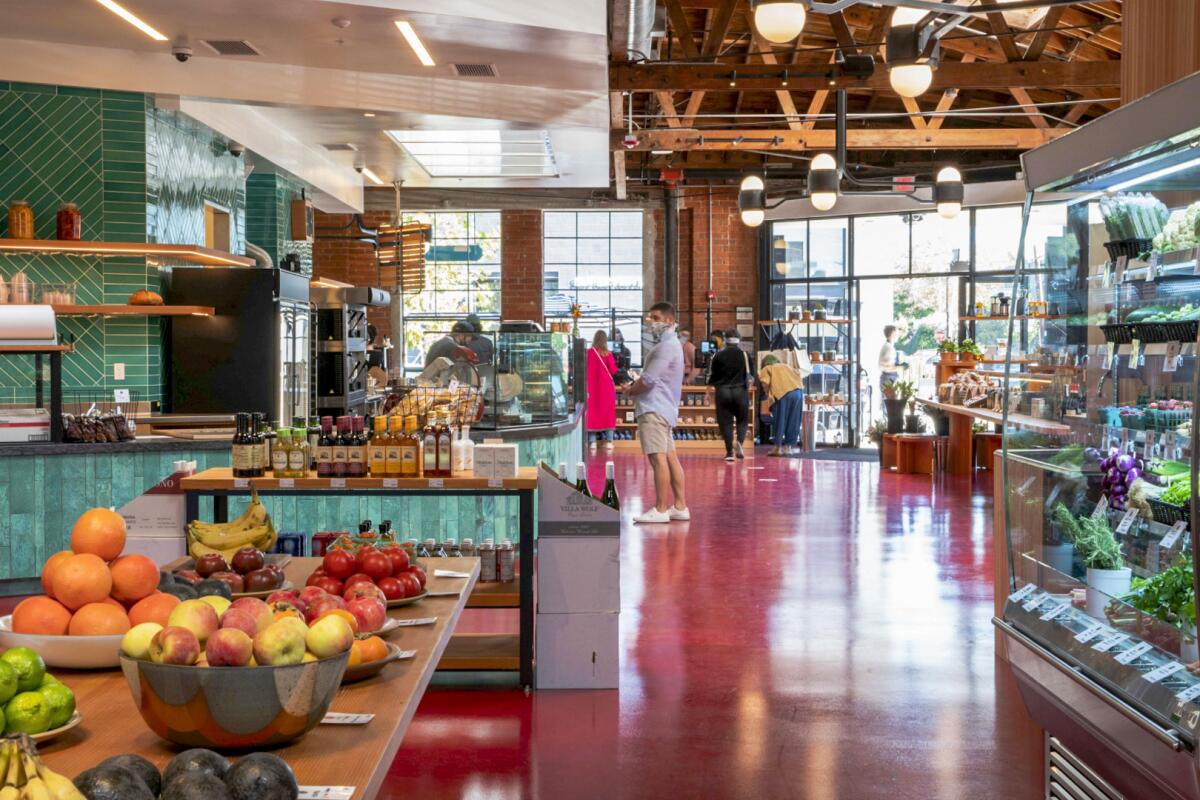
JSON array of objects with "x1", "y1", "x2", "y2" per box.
[
  {"x1": 37, "y1": 682, "x2": 74, "y2": 729},
  {"x1": 38, "y1": 673, "x2": 59, "y2": 687},
  {"x1": 1, "y1": 648, "x2": 45, "y2": 692},
  {"x1": 0, "y1": 662, "x2": 18, "y2": 705},
  {"x1": 4, "y1": 691, "x2": 51, "y2": 734}
]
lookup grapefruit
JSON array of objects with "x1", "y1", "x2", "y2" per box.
[
  {"x1": 51, "y1": 553, "x2": 113, "y2": 611},
  {"x1": 39, "y1": 551, "x2": 72, "y2": 599},
  {"x1": 68, "y1": 602, "x2": 131, "y2": 636},
  {"x1": 128, "y1": 592, "x2": 180, "y2": 627},
  {"x1": 70, "y1": 508, "x2": 126, "y2": 562},
  {"x1": 11, "y1": 597, "x2": 71, "y2": 636},
  {"x1": 109, "y1": 554, "x2": 158, "y2": 603}
]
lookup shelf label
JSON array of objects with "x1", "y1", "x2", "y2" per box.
[
  {"x1": 1114, "y1": 641, "x2": 1153, "y2": 665},
  {"x1": 1091, "y1": 495, "x2": 1108, "y2": 521},
  {"x1": 433, "y1": 569, "x2": 470, "y2": 578},
  {"x1": 1022, "y1": 591, "x2": 1050, "y2": 613},
  {"x1": 1008, "y1": 583, "x2": 1038, "y2": 603},
  {"x1": 113, "y1": 388, "x2": 130, "y2": 403},
  {"x1": 1165, "y1": 340, "x2": 1182, "y2": 372},
  {"x1": 428, "y1": 478, "x2": 444, "y2": 488},
  {"x1": 1039, "y1": 603, "x2": 1071, "y2": 622},
  {"x1": 1146, "y1": 251, "x2": 1161, "y2": 281},
  {"x1": 1093, "y1": 632, "x2": 1130, "y2": 652},
  {"x1": 1115, "y1": 254, "x2": 1128, "y2": 282},
  {"x1": 1144, "y1": 661, "x2": 1185, "y2": 684},
  {"x1": 1193, "y1": 246, "x2": 1200, "y2": 275},
  {"x1": 1177, "y1": 683, "x2": 1200, "y2": 703},
  {"x1": 321, "y1": 712, "x2": 374, "y2": 725},
  {"x1": 233, "y1": 478, "x2": 249, "y2": 489},
  {"x1": 298, "y1": 788, "x2": 355, "y2": 800},
  {"x1": 488, "y1": 479, "x2": 503, "y2": 488},
  {"x1": 330, "y1": 478, "x2": 346, "y2": 488},
  {"x1": 278, "y1": 478, "x2": 295, "y2": 488},
  {"x1": 382, "y1": 478, "x2": 398, "y2": 488},
  {"x1": 1129, "y1": 339, "x2": 1141, "y2": 366},
  {"x1": 1074, "y1": 623, "x2": 1107, "y2": 644},
  {"x1": 393, "y1": 617, "x2": 437, "y2": 627},
  {"x1": 1103, "y1": 341, "x2": 1115, "y2": 371},
  {"x1": 1161, "y1": 522, "x2": 1187, "y2": 550},
  {"x1": 1115, "y1": 508, "x2": 1140, "y2": 536}
]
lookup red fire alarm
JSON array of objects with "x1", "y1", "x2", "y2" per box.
[
  {"x1": 706, "y1": 290, "x2": 717, "y2": 303},
  {"x1": 660, "y1": 168, "x2": 684, "y2": 188}
]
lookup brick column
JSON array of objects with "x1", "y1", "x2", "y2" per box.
[
  {"x1": 501, "y1": 209, "x2": 544, "y2": 323},
  {"x1": 312, "y1": 210, "x2": 393, "y2": 337}
]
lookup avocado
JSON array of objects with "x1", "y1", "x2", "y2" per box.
[
  {"x1": 97, "y1": 754, "x2": 161, "y2": 796},
  {"x1": 195, "y1": 579, "x2": 233, "y2": 600},
  {"x1": 163, "y1": 748, "x2": 230, "y2": 787},
  {"x1": 74, "y1": 765, "x2": 155, "y2": 800},
  {"x1": 158, "y1": 570, "x2": 176, "y2": 590},
  {"x1": 225, "y1": 752, "x2": 299, "y2": 800},
  {"x1": 162, "y1": 772, "x2": 234, "y2": 800},
  {"x1": 162, "y1": 582, "x2": 199, "y2": 601}
]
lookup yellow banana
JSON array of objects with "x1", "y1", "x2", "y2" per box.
[
  {"x1": 0, "y1": 744, "x2": 12, "y2": 788},
  {"x1": 34, "y1": 768, "x2": 80, "y2": 800},
  {"x1": 189, "y1": 522, "x2": 274, "y2": 552},
  {"x1": 18, "y1": 751, "x2": 46, "y2": 800}
]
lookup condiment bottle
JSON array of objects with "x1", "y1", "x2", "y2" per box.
[
  {"x1": 288, "y1": 427, "x2": 308, "y2": 477},
  {"x1": 422, "y1": 418, "x2": 438, "y2": 477}
]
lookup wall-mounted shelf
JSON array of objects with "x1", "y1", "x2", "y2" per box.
[
  {"x1": 0, "y1": 344, "x2": 72, "y2": 353},
  {"x1": 50, "y1": 304, "x2": 214, "y2": 317},
  {"x1": 960, "y1": 315, "x2": 1068, "y2": 321},
  {"x1": 759, "y1": 318, "x2": 852, "y2": 325},
  {"x1": 0, "y1": 239, "x2": 254, "y2": 267}
]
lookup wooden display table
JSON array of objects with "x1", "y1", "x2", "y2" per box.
[
  {"x1": 38, "y1": 557, "x2": 479, "y2": 800},
  {"x1": 976, "y1": 432, "x2": 1004, "y2": 470},
  {"x1": 881, "y1": 433, "x2": 937, "y2": 474},
  {"x1": 916, "y1": 399, "x2": 1071, "y2": 476}
]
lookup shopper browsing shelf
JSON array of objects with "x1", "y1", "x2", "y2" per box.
[
  {"x1": 621, "y1": 301, "x2": 688, "y2": 524},
  {"x1": 587, "y1": 329, "x2": 619, "y2": 452},
  {"x1": 464, "y1": 313, "x2": 495, "y2": 365},
  {"x1": 679, "y1": 328, "x2": 699, "y2": 385},
  {"x1": 878, "y1": 324, "x2": 907, "y2": 412},
  {"x1": 707, "y1": 329, "x2": 753, "y2": 462},
  {"x1": 758, "y1": 355, "x2": 805, "y2": 456}
]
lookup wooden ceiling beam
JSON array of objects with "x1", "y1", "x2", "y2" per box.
[
  {"x1": 680, "y1": 0, "x2": 740, "y2": 127},
  {"x1": 927, "y1": 54, "x2": 975, "y2": 131},
  {"x1": 750, "y1": 30, "x2": 804, "y2": 130},
  {"x1": 621, "y1": 127, "x2": 1066, "y2": 151},
  {"x1": 986, "y1": 12, "x2": 1023, "y2": 62},
  {"x1": 664, "y1": 0, "x2": 701, "y2": 60},
  {"x1": 1024, "y1": 7, "x2": 1066, "y2": 61},
  {"x1": 611, "y1": 59, "x2": 1121, "y2": 92}
]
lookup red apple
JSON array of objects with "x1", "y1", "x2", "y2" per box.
[
  {"x1": 195, "y1": 553, "x2": 229, "y2": 578},
  {"x1": 406, "y1": 565, "x2": 427, "y2": 589},
  {"x1": 252, "y1": 620, "x2": 306, "y2": 666},
  {"x1": 344, "y1": 582, "x2": 386, "y2": 604},
  {"x1": 175, "y1": 569, "x2": 202, "y2": 585},
  {"x1": 344, "y1": 573, "x2": 374, "y2": 589},
  {"x1": 304, "y1": 595, "x2": 341, "y2": 624},
  {"x1": 396, "y1": 572, "x2": 423, "y2": 598},
  {"x1": 298, "y1": 585, "x2": 329, "y2": 608},
  {"x1": 228, "y1": 597, "x2": 273, "y2": 635},
  {"x1": 220, "y1": 607, "x2": 258, "y2": 638},
  {"x1": 230, "y1": 546, "x2": 265, "y2": 575},
  {"x1": 346, "y1": 597, "x2": 387, "y2": 633},
  {"x1": 377, "y1": 577, "x2": 405, "y2": 602},
  {"x1": 313, "y1": 576, "x2": 345, "y2": 597},
  {"x1": 361, "y1": 551, "x2": 393, "y2": 582},
  {"x1": 382, "y1": 546, "x2": 410, "y2": 575},
  {"x1": 149, "y1": 626, "x2": 200, "y2": 665},
  {"x1": 209, "y1": 571, "x2": 245, "y2": 594},
  {"x1": 323, "y1": 549, "x2": 358, "y2": 580},
  {"x1": 206, "y1": 628, "x2": 253, "y2": 666}
]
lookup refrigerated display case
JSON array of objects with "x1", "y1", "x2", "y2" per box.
[{"x1": 997, "y1": 72, "x2": 1200, "y2": 800}]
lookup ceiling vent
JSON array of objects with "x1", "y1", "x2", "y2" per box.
[
  {"x1": 200, "y1": 40, "x2": 261, "y2": 57},
  {"x1": 321, "y1": 143, "x2": 359, "y2": 152},
  {"x1": 453, "y1": 64, "x2": 498, "y2": 78}
]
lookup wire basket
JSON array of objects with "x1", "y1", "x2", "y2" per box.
[
  {"x1": 383, "y1": 383, "x2": 483, "y2": 429},
  {"x1": 1148, "y1": 498, "x2": 1189, "y2": 527},
  {"x1": 61, "y1": 389, "x2": 141, "y2": 443}
]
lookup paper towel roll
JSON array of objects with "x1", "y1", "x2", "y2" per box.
[{"x1": 0, "y1": 305, "x2": 57, "y2": 343}]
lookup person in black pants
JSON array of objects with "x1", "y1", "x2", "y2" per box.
[{"x1": 707, "y1": 328, "x2": 752, "y2": 462}]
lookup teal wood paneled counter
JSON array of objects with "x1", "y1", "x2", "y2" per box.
[{"x1": 0, "y1": 415, "x2": 581, "y2": 582}]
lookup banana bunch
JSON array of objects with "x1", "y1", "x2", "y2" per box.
[
  {"x1": 0, "y1": 734, "x2": 84, "y2": 800},
  {"x1": 187, "y1": 488, "x2": 277, "y2": 561}
]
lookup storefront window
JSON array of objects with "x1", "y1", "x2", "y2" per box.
[
  {"x1": 852, "y1": 214, "x2": 909, "y2": 276},
  {"x1": 911, "y1": 212, "x2": 970, "y2": 273}
]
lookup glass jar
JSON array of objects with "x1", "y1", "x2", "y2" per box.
[
  {"x1": 8, "y1": 271, "x2": 32, "y2": 304},
  {"x1": 56, "y1": 203, "x2": 81, "y2": 241},
  {"x1": 39, "y1": 283, "x2": 75, "y2": 305},
  {"x1": 7, "y1": 201, "x2": 33, "y2": 239}
]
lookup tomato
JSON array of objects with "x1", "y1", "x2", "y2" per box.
[
  {"x1": 377, "y1": 577, "x2": 405, "y2": 601},
  {"x1": 382, "y1": 546, "x2": 410, "y2": 575},
  {"x1": 405, "y1": 565, "x2": 426, "y2": 589},
  {"x1": 323, "y1": 549, "x2": 358, "y2": 580},
  {"x1": 361, "y1": 551, "x2": 394, "y2": 582},
  {"x1": 396, "y1": 572, "x2": 423, "y2": 598},
  {"x1": 305, "y1": 570, "x2": 327, "y2": 587},
  {"x1": 344, "y1": 573, "x2": 374, "y2": 589},
  {"x1": 313, "y1": 576, "x2": 345, "y2": 597}
]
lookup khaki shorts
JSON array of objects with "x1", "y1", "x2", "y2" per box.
[{"x1": 637, "y1": 413, "x2": 675, "y2": 455}]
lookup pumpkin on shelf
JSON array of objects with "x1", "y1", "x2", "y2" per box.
[{"x1": 128, "y1": 290, "x2": 163, "y2": 306}]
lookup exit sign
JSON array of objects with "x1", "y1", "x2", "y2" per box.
[{"x1": 893, "y1": 176, "x2": 917, "y2": 193}]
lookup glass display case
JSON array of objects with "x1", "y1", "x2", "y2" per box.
[
  {"x1": 484, "y1": 331, "x2": 579, "y2": 428},
  {"x1": 998, "y1": 73, "x2": 1200, "y2": 800}
]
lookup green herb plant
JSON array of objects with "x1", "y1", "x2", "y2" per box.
[
  {"x1": 958, "y1": 339, "x2": 984, "y2": 359},
  {"x1": 1162, "y1": 477, "x2": 1192, "y2": 507},
  {"x1": 893, "y1": 380, "x2": 917, "y2": 402},
  {"x1": 937, "y1": 340, "x2": 958, "y2": 354},
  {"x1": 1072, "y1": 511, "x2": 1124, "y2": 571},
  {"x1": 1127, "y1": 558, "x2": 1197, "y2": 632}
]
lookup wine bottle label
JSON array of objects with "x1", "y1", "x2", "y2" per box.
[
  {"x1": 386, "y1": 446, "x2": 402, "y2": 463},
  {"x1": 333, "y1": 446, "x2": 348, "y2": 463},
  {"x1": 349, "y1": 447, "x2": 365, "y2": 463},
  {"x1": 423, "y1": 437, "x2": 437, "y2": 471},
  {"x1": 232, "y1": 446, "x2": 252, "y2": 471},
  {"x1": 288, "y1": 450, "x2": 306, "y2": 470},
  {"x1": 370, "y1": 446, "x2": 387, "y2": 464},
  {"x1": 317, "y1": 446, "x2": 332, "y2": 463},
  {"x1": 438, "y1": 439, "x2": 451, "y2": 467},
  {"x1": 271, "y1": 450, "x2": 288, "y2": 472}
]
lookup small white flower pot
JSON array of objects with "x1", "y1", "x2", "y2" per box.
[
  {"x1": 1086, "y1": 567, "x2": 1132, "y2": 620},
  {"x1": 1043, "y1": 543, "x2": 1074, "y2": 577}
]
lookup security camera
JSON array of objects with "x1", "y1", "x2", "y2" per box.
[
  {"x1": 354, "y1": 164, "x2": 364, "y2": 174},
  {"x1": 172, "y1": 44, "x2": 192, "y2": 63},
  {"x1": 622, "y1": 134, "x2": 639, "y2": 150},
  {"x1": 227, "y1": 142, "x2": 245, "y2": 157}
]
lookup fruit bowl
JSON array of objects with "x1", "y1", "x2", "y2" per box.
[
  {"x1": 119, "y1": 650, "x2": 350, "y2": 749},
  {"x1": 341, "y1": 643, "x2": 409, "y2": 684},
  {"x1": 232, "y1": 580, "x2": 295, "y2": 599},
  {"x1": 0, "y1": 616, "x2": 120, "y2": 669},
  {"x1": 30, "y1": 711, "x2": 83, "y2": 744},
  {"x1": 385, "y1": 589, "x2": 428, "y2": 608}
]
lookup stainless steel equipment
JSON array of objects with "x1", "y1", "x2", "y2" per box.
[{"x1": 310, "y1": 284, "x2": 390, "y2": 417}]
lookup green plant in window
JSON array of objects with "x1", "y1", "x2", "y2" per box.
[
  {"x1": 958, "y1": 338, "x2": 984, "y2": 358},
  {"x1": 1126, "y1": 558, "x2": 1196, "y2": 631},
  {"x1": 1073, "y1": 513, "x2": 1124, "y2": 571},
  {"x1": 892, "y1": 380, "x2": 917, "y2": 402},
  {"x1": 937, "y1": 340, "x2": 958, "y2": 354}
]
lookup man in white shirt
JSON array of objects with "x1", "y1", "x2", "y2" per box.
[{"x1": 878, "y1": 325, "x2": 902, "y2": 410}]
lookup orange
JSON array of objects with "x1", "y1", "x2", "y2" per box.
[
  {"x1": 273, "y1": 607, "x2": 303, "y2": 622},
  {"x1": 68, "y1": 602, "x2": 131, "y2": 636},
  {"x1": 318, "y1": 608, "x2": 358, "y2": 634},
  {"x1": 109, "y1": 554, "x2": 158, "y2": 603},
  {"x1": 347, "y1": 640, "x2": 364, "y2": 667},
  {"x1": 358, "y1": 635, "x2": 388, "y2": 662},
  {"x1": 11, "y1": 596, "x2": 71, "y2": 635},
  {"x1": 70, "y1": 508, "x2": 126, "y2": 562},
  {"x1": 128, "y1": 592, "x2": 180, "y2": 627},
  {"x1": 40, "y1": 551, "x2": 73, "y2": 599},
  {"x1": 51, "y1": 553, "x2": 113, "y2": 611}
]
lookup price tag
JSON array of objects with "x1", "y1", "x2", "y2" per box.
[
  {"x1": 1114, "y1": 641, "x2": 1154, "y2": 665},
  {"x1": 1103, "y1": 341, "x2": 1116, "y2": 371},
  {"x1": 233, "y1": 478, "x2": 249, "y2": 489},
  {"x1": 1165, "y1": 340, "x2": 1182, "y2": 372},
  {"x1": 1177, "y1": 683, "x2": 1200, "y2": 703},
  {"x1": 393, "y1": 617, "x2": 437, "y2": 627},
  {"x1": 321, "y1": 712, "x2": 374, "y2": 725},
  {"x1": 1193, "y1": 246, "x2": 1200, "y2": 275},
  {"x1": 1161, "y1": 522, "x2": 1187, "y2": 550},
  {"x1": 1074, "y1": 623, "x2": 1107, "y2": 643},
  {"x1": 1146, "y1": 251, "x2": 1162, "y2": 281},
  {"x1": 1129, "y1": 339, "x2": 1142, "y2": 366},
  {"x1": 382, "y1": 478, "x2": 398, "y2": 488},
  {"x1": 433, "y1": 569, "x2": 470, "y2": 578},
  {"x1": 278, "y1": 478, "x2": 294, "y2": 488},
  {"x1": 1115, "y1": 254, "x2": 1128, "y2": 282},
  {"x1": 1039, "y1": 603, "x2": 1071, "y2": 622},
  {"x1": 1091, "y1": 495, "x2": 1109, "y2": 521},
  {"x1": 298, "y1": 788, "x2": 356, "y2": 800},
  {"x1": 1103, "y1": 260, "x2": 1112, "y2": 288},
  {"x1": 1008, "y1": 583, "x2": 1038, "y2": 603},
  {"x1": 1144, "y1": 661, "x2": 1186, "y2": 684},
  {"x1": 1093, "y1": 632, "x2": 1130, "y2": 652},
  {"x1": 330, "y1": 478, "x2": 346, "y2": 488},
  {"x1": 1023, "y1": 592, "x2": 1050, "y2": 613},
  {"x1": 488, "y1": 479, "x2": 503, "y2": 488},
  {"x1": 1115, "y1": 508, "x2": 1140, "y2": 535},
  {"x1": 447, "y1": 378, "x2": 460, "y2": 394},
  {"x1": 113, "y1": 388, "x2": 130, "y2": 403},
  {"x1": 428, "y1": 478, "x2": 444, "y2": 488}
]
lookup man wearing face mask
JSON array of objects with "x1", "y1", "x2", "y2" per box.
[{"x1": 621, "y1": 301, "x2": 688, "y2": 524}]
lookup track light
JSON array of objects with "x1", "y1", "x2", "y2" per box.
[
  {"x1": 752, "y1": 0, "x2": 808, "y2": 44},
  {"x1": 738, "y1": 175, "x2": 766, "y2": 227},
  {"x1": 934, "y1": 166, "x2": 964, "y2": 219},
  {"x1": 808, "y1": 153, "x2": 839, "y2": 212},
  {"x1": 885, "y1": 20, "x2": 939, "y2": 99}
]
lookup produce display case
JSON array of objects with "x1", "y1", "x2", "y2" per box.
[{"x1": 996, "y1": 72, "x2": 1200, "y2": 800}]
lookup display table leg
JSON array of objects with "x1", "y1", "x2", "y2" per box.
[
  {"x1": 947, "y1": 414, "x2": 974, "y2": 475},
  {"x1": 519, "y1": 488, "x2": 535, "y2": 689},
  {"x1": 882, "y1": 434, "x2": 898, "y2": 470}
]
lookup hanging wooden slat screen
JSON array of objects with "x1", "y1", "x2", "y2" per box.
[{"x1": 377, "y1": 222, "x2": 431, "y2": 295}]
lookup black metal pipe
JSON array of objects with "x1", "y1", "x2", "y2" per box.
[{"x1": 836, "y1": 89, "x2": 848, "y2": 183}]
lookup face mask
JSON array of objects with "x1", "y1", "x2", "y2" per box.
[
  {"x1": 679, "y1": 335, "x2": 689, "y2": 344},
  {"x1": 642, "y1": 320, "x2": 671, "y2": 351}
]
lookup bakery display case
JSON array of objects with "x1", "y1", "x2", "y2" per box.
[
  {"x1": 996, "y1": 72, "x2": 1200, "y2": 800},
  {"x1": 479, "y1": 332, "x2": 580, "y2": 429}
]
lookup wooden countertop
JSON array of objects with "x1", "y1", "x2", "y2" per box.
[
  {"x1": 181, "y1": 466, "x2": 539, "y2": 491},
  {"x1": 917, "y1": 398, "x2": 1071, "y2": 436},
  {"x1": 39, "y1": 556, "x2": 480, "y2": 800}
]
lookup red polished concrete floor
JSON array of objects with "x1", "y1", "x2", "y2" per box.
[{"x1": 383, "y1": 451, "x2": 1044, "y2": 799}]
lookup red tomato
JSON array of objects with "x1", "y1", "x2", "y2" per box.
[
  {"x1": 382, "y1": 546, "x2": 410, "y2": 574},
  {"x1": 405, "y1": 565, "x2": 426, "y2": 589},
  {"x1": 396, "y1": 572, "x2": 423, "y2": 598},
  {"x1": 305, "y1": 571, "x2": 327, "y2": 587},
  {"x1": 361, "y1": 551, "x2": 394, "y2": 582},
  {"x1": 313, "y1": 576, "x2": 344, "y2": 596},
  {"x1": 344, "y1": 573, "x2": 374, "y2": 589},
  {"x1": 377, "y1": 577, "x2": 405, "y2": 601},
  {"x1": 323, "y1": 549, "x2": 358, "y2": 580}
]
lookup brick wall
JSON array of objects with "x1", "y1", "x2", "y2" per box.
[
  {"x1": 313, "y1": 210, "x2": 393, "y2": 336},
  {"x1": 500, "y1": 210, "x2": 543, "y2": 321},
  {"x1": 674, "y1": 188, "x2": 758, "y2": 339}
]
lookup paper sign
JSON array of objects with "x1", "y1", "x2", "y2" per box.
[
  {"x1": 393, "y1": 617, "x2": 437, "y2": 627},
  {"x1": 1039, "y1": 603, "x2": 1071, "y2": 622},
  {"x1": 233, "y1": 479, "x2": 249, "y2": 489},
  {"x1": 1091, "y1": 495, "x2": 1109, "y2": 521},
  {"x1": 330, "y1": 478, "x2": 346, "y2": 488},
  {"x1": 395, "y1": 649, "x2": 417, "y2": 660},
  {"x1": 1193, "y1": 246, "x2": 1200, "y2": 275},
  {"x1": 1161, "y1": 522, "x2": 1187, "y2": 550},
  {"x1": 1022, "y1": 592, "x2": 1050, "y2": 613},
  {"x1": 113, "y1": 388, "x2": 130, "y2": 403},
  {"x1": 1129, "y1": 339, "x2": 1141, "y2": 366},
  {"x1": 1103, "y1": 341, "x2": 1115, "y2": 371},
  {"x1": 321, "y1": 713, "x2": 374, "y2": 725},
  {"x1": 428, "y1": 478, "x2": 444, "y2": 488},
  {"x1": 1177, "y1": 683, "x2": 1200, "y2": 703},
  {"x1": 1114, "y1": 642, "x2": 1154, "y2": 665},
  {"x1": 1074, "y1": 624, "x2": 1107, "y2": 643},
  {"x1": 1146, "y1": 252, "x2": 1161, "y2": 281},
  {"x1": 278, "y1": 478, "x2": 295, "y2": 488},
  {"x1": 1166, "y1": 341, "x2": 1182, "y2": 372},
  {"x1": 433, "y1": 569, "x2": 470, "y2": 578},
  {"x1": 1093, "y1": 632, "x2": 1130, "y2": 652},
  {"x1": 1009, "y1": 583, "x2": 1038, "y2": 603},
  {"x1": 1144, "y1": 661, "x2": 1185, "y2": 684},
  {"x1": 298, "y1": 788, "x2": 355, "y2": 800},
  {"x1": 1115, "y1": 509, "x2": 1140, "y2": 535},
  {"x1": 424, "y1": 591, "x2": 460, "y2": 597},
  {"x1": 488, "y1": 479, "x2": 503, "y2": 488},
  {"x1": 382, "y1": 478, "x2": 398, "y2": 488}
]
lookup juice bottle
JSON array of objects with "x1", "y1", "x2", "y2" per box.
[
  {"x1": 288, "y1": 427, "x2": 308, "y2": 477},
  {"x1": 270, "y1": 428, "x2": 290, "y2": 476},
  {"x1": 387, "y1": 416, "x2": 405, "y2": 476},
  {"x1": 369, "y1": 416, "x2": 389, "y2": 476},
  {"x1": 401, "y1": 417, "x2": 421, "y2": 477}
]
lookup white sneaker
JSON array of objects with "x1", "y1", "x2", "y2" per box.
[
  {"x1": 633, "y1": 508, "x2": 672, "y2": 524},
  {"x1": 668, "y1": 506, "x2": 690, "y2": 521}
]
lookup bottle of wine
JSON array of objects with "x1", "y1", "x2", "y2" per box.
[
  {"x1": 600, "y1": 461, "x2": 619, "y2": 509},
  {"x1": 316, "y1": 416, "x2": 335, "y2": 478},
  {"x1": 574, "y1": 461, "x2": 592, "y2": 497},
  {"x1": 231, "y1": 413, "x2": 251, "y2": 478},
  {"x1": 332, "y1": 416, "x2": 351, "y2": 478},
  {"x1": 557, "y1": 462, "x2": 570, "y2": 486},
  {"x1": 307, "y1": 417, "x2": 322, "y2": 470}
]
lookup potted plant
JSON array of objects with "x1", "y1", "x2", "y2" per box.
[
  {"x1": 1072, "y1": 509, "x2": 1131, "y2": 619},
  {"x1": 867, "y1": 420, "x2": 887, "y2": 462},
  {"x1": 937, "y1": 339, "x2": 958, "y2": 364},
  {"x1": 957, "y1": 338, "x2": 983, "y2": 364},
  {"x1": 1124, "y1": 558, "x2": 1198, "y2": 661},
  {"x1": 925, "y1": 404, "x2": 950, "y2": 436},
  {"x1": 1046, "y1": 503, "x2": 1079, "y2": 578},
  {"x1": 882, "y1": 381, "x2": 906, "y2": 434},
  {"x1": 812, "y1": 304, "x2": 827, "y2": 321},
  {"x1": 904, "y1": 399, "x2": 925, "y2": 433}
]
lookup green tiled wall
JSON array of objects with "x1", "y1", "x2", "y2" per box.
[{"x1": 246, "y1": 173, "x2": 312, "y2": 275}]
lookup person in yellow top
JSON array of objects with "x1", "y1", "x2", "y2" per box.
[{"x1": 758, "y1": 355, "x2": 805, "y2": 456}]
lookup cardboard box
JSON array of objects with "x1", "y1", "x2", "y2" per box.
[
  {"x1": 472, "y1": 445, "x2": 495, "y2": 478},
  {"x1": 538, "y1": 536, "x2": 619, "y2": 614},
  {"x1": 490, "y1": 443, "x2": 519, "y2": 478},
  {"x1": 535, "y1": 611, "x2": 618, "y2": 689}
]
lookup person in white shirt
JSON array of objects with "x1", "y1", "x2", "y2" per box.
[{"x1": 878, "y1": 325, "x2": 903, "y2": 410}]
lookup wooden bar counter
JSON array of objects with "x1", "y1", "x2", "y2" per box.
[
  {"x1": 36, "y1": 556, "x2": 480, "y2": 799},
  {"x1": 917, "y1": 399, "x2": 1071, "y2": 476}
]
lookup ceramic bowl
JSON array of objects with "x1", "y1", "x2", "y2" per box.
[
  {"x1": 120, "y1": 651, "x2": 350, "y2": 749},
  {"x1": 0, "y1": 616, "x2": 120, "y2": 669}
]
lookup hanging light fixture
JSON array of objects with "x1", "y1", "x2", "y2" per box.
[
  {"x1": 934, "y1": 166, "x2": 964, "y2": 219},
  {"x1": 752, "y1": 0, "x2": 807, "y2": 44},
  {"x1": 885, "y1": 10, "x2": 939, "y2": 99},
  {"x1": 738, "y1": 175, "x2": 766, "y2": 227},
  {"x1": 808, "y1": 154, "x2": 839, "y2": 211}
]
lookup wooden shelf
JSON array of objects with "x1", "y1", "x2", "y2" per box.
[
  {"x1": 960, "y1": 315, "x2": 1067, "y2": 321},
  {"x1": 466, "y1": 581, "x2": 520, "y2": 608},
  {"x1": 51, "y1": 304, "x2": 214, "y2": 317},
  {"x1": 759, "y1": 318, "x2": 851, "y2": 325},
  {"x1": 0, "y1": 344, "x2": 72, "y2": 353},
  {"x1": 811, "y1": 360, "x2": 851, "y2": 365},
  {"x1": 180, "y1": 466, "x2": 539, "y2": 490},
  {"x1": 0, "y1": 239, "x2": 254, "y2": 267},
  {"x1": 439, "y1": 633, "x2": 520, "y2": 671}
]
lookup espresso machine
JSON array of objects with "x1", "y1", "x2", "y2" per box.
[{"x1": 310, "y1": 285, "x2": 390, "y2": 417}]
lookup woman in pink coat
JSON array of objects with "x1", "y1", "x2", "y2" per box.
[{"x1": 587, "y1": 329, "x2": 618, "y2": 452}]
